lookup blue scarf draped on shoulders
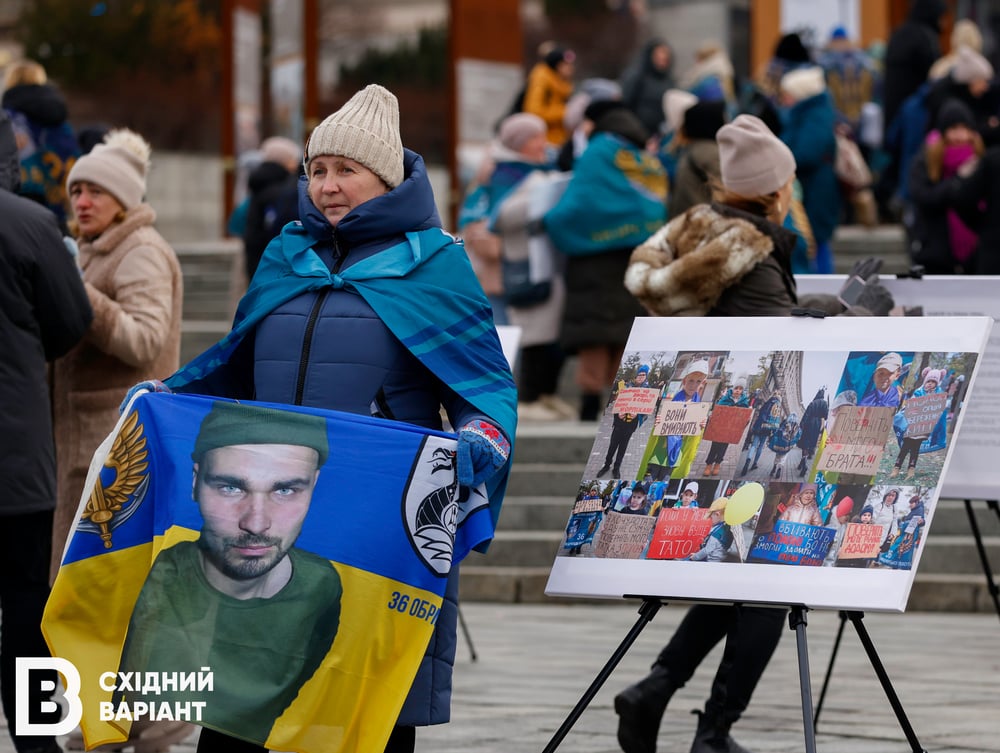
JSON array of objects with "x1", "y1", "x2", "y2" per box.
[{"x1": 166, "y1": 150, "x2": 517, "y2": 537}]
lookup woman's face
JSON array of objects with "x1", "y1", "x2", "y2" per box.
[
  {"x1": 307, "y1": 155, "x2": 389, "y2": 226},
  {"x1": 519, "y1": 132, "x2": 549, "y2": 163},
  {"x1": 884, "y1": 490, "x2": 898, "y2": 505},
  {"x1": 69, "y1": 181, "x2": 124, "y2": 239}
]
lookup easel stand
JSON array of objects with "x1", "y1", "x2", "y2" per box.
[
  {"x1": 963, "y1": 498, "x2": 1000, "y2": 621},
  {"x1": 803, "y1": 608, "x2": 927, "y2": 753},
  {"x1": 541, "y1": 598, "x2": 663, "y2": 753}
]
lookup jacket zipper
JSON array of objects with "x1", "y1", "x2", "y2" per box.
[{"x1": 293, "y1": 238, "x2": 345, "y2": 405}]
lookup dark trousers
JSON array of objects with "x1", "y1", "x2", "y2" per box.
[
  {"x1": 517, "y1": 343, "x2": 564, "y2": 403},
  {"x1": 654, "y1": 604, "x2": 786, "y2": 724},
  {"x1": 1, "y1": 510, "x2": 60, "y2": 753},
  {"x1": 197, "y1": 724, "x2": 416, "y2": 752},
  {"x1": 604, "y1": 418, "x2": 638, "y2": 469},
  {"x1": 705, "y1": 442, "x2": 729, "y2": 465},
  {"x1": 894, "y1": 437, "x2": 922, "y2": 469}
]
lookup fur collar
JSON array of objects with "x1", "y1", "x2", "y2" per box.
[{"x1": 624, "y1": 203, "x2": 791, "y2": 316}]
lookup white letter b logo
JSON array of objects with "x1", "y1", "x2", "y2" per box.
[{"x1": 15, "y1": 658, "x2": 82, "y2": 736}]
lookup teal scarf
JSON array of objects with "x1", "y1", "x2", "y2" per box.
[{"x1": 167, "y1": 224, "x2": 518, "y2": 535}]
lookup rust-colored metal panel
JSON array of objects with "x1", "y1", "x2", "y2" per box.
[{"x1": 452, "y1": 0, "x2": 522, "y2": 63}]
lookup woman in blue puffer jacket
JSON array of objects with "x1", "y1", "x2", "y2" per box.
[{"x1": 143, "y1": 85, "x2": 517, "y2": 753}]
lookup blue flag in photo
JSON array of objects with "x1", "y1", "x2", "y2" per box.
[{"x1": 44, "y1": 393, "x2": 492, "y2": 753}]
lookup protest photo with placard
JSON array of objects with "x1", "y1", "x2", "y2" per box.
[{"x1": 546, "y1": 315, "x2": 989, "y2": 612}]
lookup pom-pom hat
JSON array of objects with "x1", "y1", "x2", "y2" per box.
[
  {"x1": 306, "y1": 84, "x2": 404, "y2": 189},
  {"x1": 67, "y1": 128, "x2": 151, "y2": 210}
]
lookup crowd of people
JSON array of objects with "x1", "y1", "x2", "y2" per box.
[{"x1": 1, "y1": 8, "x2": 996, "y2": 753}]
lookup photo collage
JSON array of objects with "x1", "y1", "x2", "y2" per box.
[{"x1": 559, "y1": 348, "x2": 977, "y2": 572}]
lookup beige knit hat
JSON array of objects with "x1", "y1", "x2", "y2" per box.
[
  {"x1": 66, "y1": 129, "x2": 150, "y2": 210},
  {"x1": 717, "y1": 114, "x2": 796, "y2": 196},
  {"x1": 306, "y1": 84, "x2": 404, "y2": 188},
  {"x1": 780, "y1": 66, "x2": 826, "y2": 102},
  {"x1": 952, "y1": 45, "x2": 994, "y2": 84}
]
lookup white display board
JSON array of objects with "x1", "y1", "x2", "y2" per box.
[
  {"x1": 545, "y1": 316, "x2": 990, "y2": 612},
  {"x1": 496, "y1": 324, "x2": 522, "y2": 370},
  {"x1": 797, "y1": 275, "x2": 1000, "y2": 499}
]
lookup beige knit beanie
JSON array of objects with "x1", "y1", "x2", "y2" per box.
[
  {"x1": 952, "y1": 45, "x2": 994, "y2": 84},
  {"x1": 717, "y1": 114, "x2": 796, "y2": 196},
  {"x1": 306, "y1": 84, "x2": 404, "y2": 188},
  {"x1": 66, "y1": 129, "x2": 150, "y2": 210}
]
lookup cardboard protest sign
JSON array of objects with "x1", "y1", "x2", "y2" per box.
[
  {"x1": 903, "y1": 393, "x2": 949, "y2": 438},
  {"x1": 653, "y1": 401, "x2": 711, "y2": 436},
  {"x1": 836, "y1": 523, "x2": 883, "y2": 560},
  {"x1": 594, "y1": 513, "x2": 655, "y2": 559},
  {"x1": 613, "y1": 387, "x2": 661, "y2": 416},
  {"x1": 573, "y1": 497, "x2": 605, "y2": 514},
  {"x1": 702, "y1": 406, "x2": 753, "y2": 444},
  {"x1": 817, "y1": 406, "x2": 895, "y2": 476},
  {"x1": 647, "y1": 507, "x2": 712, "y2": 560}
]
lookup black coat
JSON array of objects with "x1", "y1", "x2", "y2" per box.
[
  {"x1": 0, "y1": 112, "x2": 92, "y2": 515},
  {"x1": 883, "y1": 0, "x2": 945, "y2": 132},
  {"x1": 952, "y1": 146, "x2": 1000, "y2": 274},
  {"x1": 242, "y1": 161, "x2": 300, "y2": 279},
  {"x1": 906, "y1": 151, "x2": 968, "y2": 274},
  {"x1": 924, "y1": 76, "x2": 1000, "y2": 142}
]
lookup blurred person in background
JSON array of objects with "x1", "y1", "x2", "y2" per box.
[
  {"x1": 817, "y1": 26, "x2": 878, "y2": 135},
  {"x1": 906, "y1": 98, "x2": 983, "y2": 274},
  {"x1": 667, "y1": 99, "x2": 726, "y2": 219},
  {"x1": 619, "y1": 38, "x2": 675, "y2": 136},
  {"x1": 242, "y1": 135, "x2": 302, "y2": 280},
  {"x1": 779, "y1": 66, "x2": 840, "y2": 273},
  {"x1": 2, "y1": 59, "x2": 79, "y2": 233},
  {"x1": 487, "y1": 113, "x2": 576, "y2": 421},
  {"x1": 0, "y1": 108, "x2": 91, "y2": 753},
  {"x1": 924, "y1": 45, "x2": 1000, "y2": 143},
  {"x1": 52, "y1": 129, "x2": 184, "y2": 585},
  {"x1": 523, "y1": 46, "x2": 576, "y2": 147},
  {"x1": 678, "y1": 40, "x2": 735, "y2": 107},
  {"x1": 928, "y1": 18, "x2": 984, "y2": 81},
  {"x1": 543, "y1": 101, "x2": 666, "y2": 421},
  {"x1": 556, "y1": 77, "x2": 622, "y2": 171}
]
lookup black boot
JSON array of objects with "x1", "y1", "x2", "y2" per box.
[
  {"x1": 597, "y1": 461, "x2": 612, "y2": 477},
  {"x1": 614, "y1": 664, "x2": 675, "y2": 753},
  {"x1": 580, "y1": 393, "x2": 602, "y2": 422},
  {"x1": 689, "y1": 709, "x2": 752, "y2": 753}
]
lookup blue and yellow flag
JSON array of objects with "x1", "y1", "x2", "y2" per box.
[{"x1": 43, "y1": 393, "x2": 492, "y2": 753}]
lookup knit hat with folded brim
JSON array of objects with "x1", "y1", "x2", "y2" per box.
[
  {"x1": 306, "y1": 84, "x2": 404, "y2": 188},
  {"x1": 717, "y1": 114, "x2": 796, "y2": 196},
  {"x1": 66, "y1": 128, "x2": 150, "y2": 210},
  {"x1": 952, "y1": 45, "x2": 994, "y2": 84}
]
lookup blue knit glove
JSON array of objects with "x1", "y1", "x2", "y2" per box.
[
  {"x1": 119, "y1": 379, "x2": 171, "y2": 414},
  {"x1": 456, "y1": 419, "x2": 510, "y2": 487}
]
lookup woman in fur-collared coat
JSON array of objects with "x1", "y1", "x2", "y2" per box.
[
  {"x1": 616, "y1": 115, "x2": 814, "y2": 753},
  {"x1": 52, "y1": 130, "x2": 183, "y2": 579}
]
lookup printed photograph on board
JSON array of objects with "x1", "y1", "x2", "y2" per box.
[{"x1": 556, "y1": 348, "x2": 975, "y2": 573}]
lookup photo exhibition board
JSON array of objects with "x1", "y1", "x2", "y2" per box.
[
  {"x1": 796, "y1": 275, "x2": 1000, "y2": 499},
  {"x1": 544, "y1": 316, "x2": 991, "y2": 612}
]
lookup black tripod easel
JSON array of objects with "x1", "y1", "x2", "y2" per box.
[
  {"x1": 814, "y1": 497, "x2": 1000, "y2": 728},
  {"x1": 790, "y1": 607, "x2": 927, "y2": 753},
  {"x1": 541, "y1": 597, "x2": 664, "y2": 753},
  {"x1": 963, "y1": 498, "x2": 1000, "y2": 621}
]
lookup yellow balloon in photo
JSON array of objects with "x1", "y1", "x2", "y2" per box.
[{"x1": 724, "y1": 483, "x2": 765, "y2": 526}]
